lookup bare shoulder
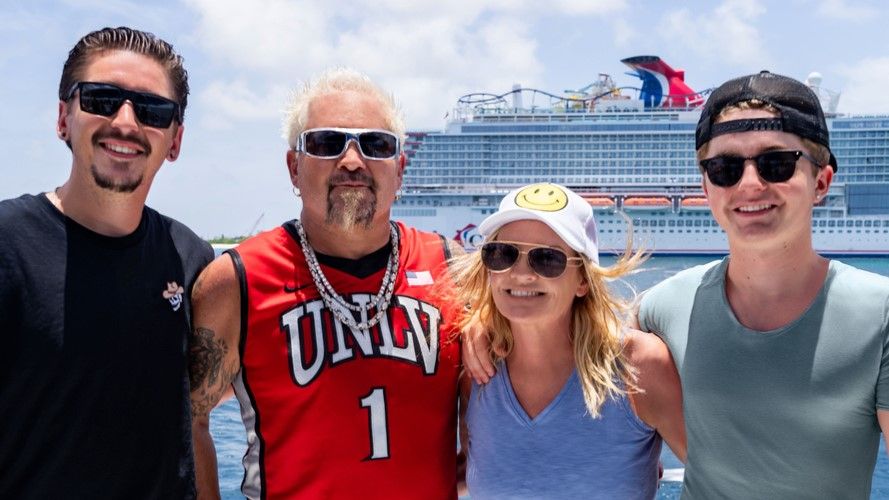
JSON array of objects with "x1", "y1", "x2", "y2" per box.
[
  {"x1": 192, "y1": 253, "x2": 239, "y2": 307},
  {"x1": 623, "y1": 329, "x2": 671, "y2": 368}
]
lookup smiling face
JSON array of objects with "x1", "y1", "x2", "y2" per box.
[
  {"x1": 514, "y1": 183, "x2": 569, "y2": 212},
  {"x1": 287, "y1": 90, "x2": 404, "y2": 231},
  {"x1": 489, "y1": 220, "x2": 588, "y2": 333},
  {"x1": 702, "y1": 108, "x2": 832, "y2": 253},
  {"x1": 57, "y1": 50, "x2": 183, "y2": 195}
]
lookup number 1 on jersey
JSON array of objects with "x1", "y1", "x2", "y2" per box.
[{"x1": 359, "y1": 387, "x2": 390, "y2": 460}]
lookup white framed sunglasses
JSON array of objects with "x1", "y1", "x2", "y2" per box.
[{"x1": 296, "y1": 127, "x2": 400, "y2": 160}]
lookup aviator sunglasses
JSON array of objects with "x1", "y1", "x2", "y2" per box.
[
  {"x1": 481, "y1": 241, "x2": 583, "y2": 279},
  {"x1": 65, "y1": 82, "x2": 182, "y2": 129},
  {"x1": 297, "y1": 128, "x2": 400, "y2": 160},
  {"x1": 699, "y1": 150, "x2": 820, "y2": 188}
]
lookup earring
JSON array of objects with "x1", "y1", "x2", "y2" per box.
[
  {"x1": 395, "y1": 189, "x2": 402, "y2": 202},
  {"x1": 292, "y1": 186, "x2": 301, "y2": 198}
]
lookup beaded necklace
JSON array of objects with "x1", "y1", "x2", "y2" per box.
[{"x1": 294, "y1": 219, "x2": 399, "y2": 330}]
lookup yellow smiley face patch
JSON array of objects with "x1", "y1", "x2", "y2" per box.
[{"x1": 514, "y1": 183, "x2": 568, "y2": 212}]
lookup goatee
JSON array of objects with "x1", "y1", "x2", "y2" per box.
[
  {"x1": 327, "y1": 189, "x2": 376, "y2": 230},
  {"x1": 91, "y1": 164, "x2": 143, "y2": 193}
]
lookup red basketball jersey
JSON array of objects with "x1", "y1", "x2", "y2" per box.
[{"x1": 230, "y1": 221, "x2": 461, "y2": 499}]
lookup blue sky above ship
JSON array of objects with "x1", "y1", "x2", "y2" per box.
[{"x1": 1, "y1": 0, "x2": 886, "y2": 238}]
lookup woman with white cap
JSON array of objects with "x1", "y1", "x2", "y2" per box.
[{"x1": 453, "y1": 182, "x2": 685, "y2": 499}]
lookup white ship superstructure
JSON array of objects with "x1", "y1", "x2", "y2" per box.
[{"x1": 392, "y1": 56, "x2": 889, "y2": 255}]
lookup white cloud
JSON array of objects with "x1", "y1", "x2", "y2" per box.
[
  {"x1": 184, "y1": 0, "x2": 333, "y2": 72},
  {"x1": 815, "y1": 0, "x2": 878, "y2": 21},
  {"x1": 657, "y1": 0, "x2": 771, "y2": 69},
  {"x1": 551, "y1": 0, "x2": 626, "y2": 15},
  {"x1": 837, "y1": 56, "x2": 889, "y2": 114},
  {"x1": 611, "y1": 17, "x2": 635, "y2": 47},
  {"x1": 197, "y1": 80, "x2": 291, "y2": 129},
  {"x1": 183, "y1": 0, "x2": 548, "y2": 128}
]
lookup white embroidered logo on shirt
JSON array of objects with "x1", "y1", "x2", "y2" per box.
[{"x1": 162, "y1": 282, "x2": 184, "y2": 311}]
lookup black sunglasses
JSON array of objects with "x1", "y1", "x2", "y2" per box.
[
  {"x1": 297, "y1": 128, "x2": 400, "y2": 160},
  {"x1": 481, "y1": 241, "x2": 583, "y2": 279},
  {"x1": 699, "y1": 150, "x2": 819, "y2": 188},
  {"x1": 65, "y1": 81, "x2": 181, "y2": 129}
]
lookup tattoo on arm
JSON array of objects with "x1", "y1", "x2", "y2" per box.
[{"x1": 189, "y1": 327, "x2": 233, "y2": 417}]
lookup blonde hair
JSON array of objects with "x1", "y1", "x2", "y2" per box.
[
  {"x1": 281, "y1": 67, "x2": 405, "y2": 149},
  {"x1": 451, "y1": 226, "x2": 646, "y2": 417},
  {"x1": 696, "y1": 99, "x2": 830, "y2": 173}
]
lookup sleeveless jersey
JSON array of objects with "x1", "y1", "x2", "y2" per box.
[
  {"x1": 466, "y1": 362, "x2": 662, "y2": 499},
  {"x1": 231, "y1": 220, "x2": 461, "y2": 499}
]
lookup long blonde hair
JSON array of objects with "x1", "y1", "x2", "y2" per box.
[{"x1": 451, "y1": 225, "x2": 646, "y2": 417}]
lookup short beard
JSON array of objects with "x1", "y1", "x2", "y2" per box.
[
  {"x1": 326, "y1": 188, "x2": 376, "y2": 230},
  {"x1": 91, "y1": 164, "x2": 143, "y2": 193},
  {"x1": 88, "y1": 128, "x2": 151, "y2": 193}
]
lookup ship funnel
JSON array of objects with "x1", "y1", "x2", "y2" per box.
[
  {"x1": 805, "y1": 71, "x2": 841, "y2": 115},
  {"x1": 621, "y1": 55, "x2": 703, "y2": 108},
  {"x1": 512, "y1": 84, "x2": 523, "y2": 110}
]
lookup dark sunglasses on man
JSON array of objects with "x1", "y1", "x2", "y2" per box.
[
  {"x1": 65, "y1": 81, "x2": 182, "y2": 129},
  {"x1": 481, "y1": 241, "x2": 584, "y2": 279},
  {"x1": 297, "y1": 128, "x2": 400, "y2": 160},
  {"x1": 699, "y1": 150, "x2": 821, "y2": 188}
]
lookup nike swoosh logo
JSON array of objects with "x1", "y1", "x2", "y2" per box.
[{"x1": 284, "y1": 283, "x2": 312, "y2": 293}]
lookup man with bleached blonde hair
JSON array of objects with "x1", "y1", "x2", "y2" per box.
[{"x1": 189, "y1": 68, "x2": 462, "y2": 499}]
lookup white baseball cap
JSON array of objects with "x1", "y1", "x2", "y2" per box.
[{"x1": 478, "y1": 183, "x2": 599, "y2": 264}]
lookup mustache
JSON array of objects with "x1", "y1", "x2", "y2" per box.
[
  {"x1": 91, "y1": 128, "x2": 152, "y2": 155},
  {"x1": 327, "y1": 171, "x2": 376, "y2": 190}
]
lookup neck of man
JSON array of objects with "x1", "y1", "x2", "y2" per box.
[
  {"x1": 49, "y1": 174, "x2": 149, "y2": 237},
  {"x1": 300, "y1": 213, "x2": 393, "y2": 259},
  {"x1": 724, "y1": 239, "x2": 829, "y2": 331}
]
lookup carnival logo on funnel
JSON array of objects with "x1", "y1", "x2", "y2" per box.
[{"x1": 454, "y1": 224, "x2": 483, "y2": 251}]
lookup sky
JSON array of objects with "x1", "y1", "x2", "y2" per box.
[{"x1": 2, "y1": 0, "x2": 887, "y2": 238}]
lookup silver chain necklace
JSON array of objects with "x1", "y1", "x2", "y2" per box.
[{"x1": 294, "y1": 219, "x2": 399, "y2": 330}]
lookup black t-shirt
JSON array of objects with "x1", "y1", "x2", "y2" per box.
[{"x1": 0, "y1": 194, "x2": 213, "y2": 499}]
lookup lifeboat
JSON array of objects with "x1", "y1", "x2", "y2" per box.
[
  {"x1": 583, "y1": 196, "x2": 615, "y2": 208},
  {"x1": 622, "y1": 197, "x2": 671, "y2": 210},
  {"x1": 680, "y1": 197, "x2": 709, "y2": 209}
]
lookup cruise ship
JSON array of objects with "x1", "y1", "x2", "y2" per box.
[{"x1": 391, "y1": 56, "x2": 889, "y2": 255}]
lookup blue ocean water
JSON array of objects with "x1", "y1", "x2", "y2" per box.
[{"x1": 208, "y1": 255, "x2": 889, "y2": 499}]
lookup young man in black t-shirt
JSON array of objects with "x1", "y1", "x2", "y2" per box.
[{"x1": 0, "y1": 27, "x2": 212, "y2": 498}]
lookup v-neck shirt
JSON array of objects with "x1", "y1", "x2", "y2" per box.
[{"x1": 465, "y1": 360, "x2": 662, "y2": 499}]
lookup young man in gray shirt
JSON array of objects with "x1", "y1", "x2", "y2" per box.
[{"x1": 637, "y1": 71, "x2": 889, "y2": 499}]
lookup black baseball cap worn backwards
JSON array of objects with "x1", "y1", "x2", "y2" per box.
[{"x1": 695, "y1": 70, "x2": 837, "y2": 171}]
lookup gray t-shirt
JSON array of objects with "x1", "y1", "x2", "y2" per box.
[{"x1": 639, "y1": 258, "x2": 889, "y2": 499}]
